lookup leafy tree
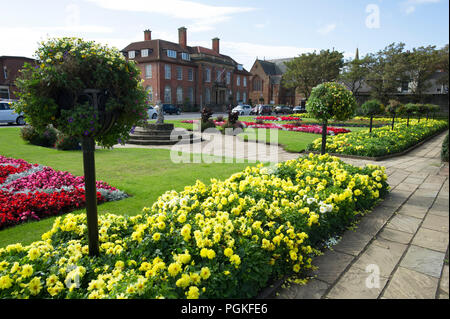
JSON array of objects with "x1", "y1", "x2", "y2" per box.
[
  {"x1": 402, "y1": 103, "x2": 418, "y2": 127},
  {"x1": 306, "y1": 82, "x2": 357, "y2": 154},
  {"x1": 406, "y1": 46, "x2": 441, "y2": 103},
  {"x1": 436, "y1": 44, "x2": 449, "y2": 88},
  {"x1": 361, "y1": 99, "x2": 383, "y2": 132},
  {"x1": 282, "y1": 50, "x2": 344, "y2": 99},
  {"x1": 339, "y1": 55, "x2": 371, "y2": 96},
  {"x1": 365, "y1": 43, "x2": 410, "y2": 104},
  {"x1": 386, "y1": 99, "x2": 401, "y2": 130}
]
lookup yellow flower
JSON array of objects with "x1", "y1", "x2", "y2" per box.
[
  {"x1": 168, "y1": 263, "x2": 182, "y2": 277},
  {"x1": 152, "y1": 233, "x2": 161, "y2": 241},
  {"x1": 20, "y1": 264, "x2": 34, "y2": 278},
  {"x1": 200, "y1": 267, "x2": 211, "y2": 280},
  {"x1": 224, "y1": 248, "x2": 233, "y2": 257},
  {"x1": 176, "y1": 274, "x2": 191, "y2": 288},
  {"x1": 28, "y1": 277, "x2": 42, "y2": 296},
  {"x1": 230, "y1": 254, "x2": 241, "y2": 267},
  {"x1": 186, "y1": 286, "x2": 200, "y2": 299},
  {"x1": 0, "y1": 275, "x2": 13, "y2": 289}
]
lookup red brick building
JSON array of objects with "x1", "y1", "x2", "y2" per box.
[
  {"x1": 249, "y1": 58, "x2": 305, "y2": 106},
  {"x1": 122, "y1": 28, "x2": 252, "y2": 111},
  {"x1": 0, "y1": 56, "x2": 35, "y2": 99}
]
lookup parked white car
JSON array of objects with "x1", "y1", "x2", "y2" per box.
[
  {"x1": 147, "y1": 106, "x2": 158, "y2": 120},
  {"x1": 0, "y1": 100, "x2": 25, "y2": 125},
  {"x1": 231, "y1": 104, "x2": 252, "y2": 116}
]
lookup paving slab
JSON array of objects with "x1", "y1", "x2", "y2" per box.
[
  {"x1": 421, "y1": 214, "x2": 449, "y2": 233},
  {"x1": 385, "y1": 214, "x2": 422, "y2": 234},
  {"x1": 382, "y1": 266, "x2": 440, "y2": 299},
  {"x1": 332, "y1": 231, "x2": 373, "y2": 256},
  {"x1": 354, "y1": 215, "x2": 387, "y2": 237},
  {"x1": 397, "y1": 204, "x2": 428, "y2": 219},
  {"x1": 307, "y1": 250, "x2": 354, "y2": 284},
  {"x1": 352, "y1": 239, "x2": 407, "y2": 277},
  {"x1": 440, "y1": 265, "x2": 449, "y2": 295},
  {"x1": 412, "y1": 227, "x2": 449, "y2": 253},
  {"x1": 405, "y1": 195, "x2": 436, "y2": 209},
  {"x1": 377, "y1": 228, "x2": 414, "y2": 245},
  {"x1": 400, "y1": 245, "x2": 445, "y2": 278},
  {"x1": 326, "y1": 265, "x2": 388, "y2": 299},
  {"x1": 428, "y1": 209, "x2": 449, "y2": 217}
]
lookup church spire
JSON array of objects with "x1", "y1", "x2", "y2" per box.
[{"x1": 355, "y1": 48, "x2": 360, "y2": 60}]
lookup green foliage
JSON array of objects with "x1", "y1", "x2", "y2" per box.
[
  {"x1": 282, "y1": 50, "x2": 344, "y2": 98},
  {"x1": 55, "y1": 132, "x2": 81, "y2": 151},
  {"x1": 20, "y1": 125, "x2": 58, "y2": 148},
  {"x1": 386, "y1": 99, "x2": 402, "y2": 114},
  {"x1": 13, "y1": 37, "x2": 148, "y2": 148},
  {"x1": 442, "y1": 133, "x2": 449, "y2": 162},
  {"x1": 306, "y1": 82, "x2": 357, "y2": 123},
  {"x1": 361, "y1": 99, "x2": 383, "y2": 116},
  {"x1": 403, "y1": 103, "x2": 418, "y2": 115}
]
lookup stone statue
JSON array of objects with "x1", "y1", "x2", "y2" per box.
[{"x1": 155, "y1": 100, "x2": 164, "y2": 124}]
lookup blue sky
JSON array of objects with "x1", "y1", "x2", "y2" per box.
[{"x1": 1, "y1": 0, "x2": 448, "y2": 70}]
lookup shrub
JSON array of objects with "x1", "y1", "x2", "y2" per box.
[
  {"x1": 20, "y1": 125, "x2": 57, "y2": 147},
  {"x1": 442, "y1": 133, "x2": 449, "y2": 162},
  {"x1": 361, "y1": 99, "x2": 383, "y2": 132},
  {"x1": 306, "y1": 82, "x2": 357, "y2": 154},
  {"x1": 55, "y1": 132, "x2": 81, "y2": 150}
]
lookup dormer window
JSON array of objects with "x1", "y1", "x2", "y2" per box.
[
  {"x1": 181, "y1": 52, "x2": 190, "y2": 61},
  {"x1": 237, "y1": 64, "x2": 243, "y2": 71},
  {"x1": 167, "y1": 50, "x2": 177, "y2": 58},
  {"x1": 141, "y1": 49, "x2": 149, "y2": 57},
  {"x1": 128, "y1": 51, "x2": 135, "y2": 59}
]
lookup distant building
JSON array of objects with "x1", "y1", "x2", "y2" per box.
[
  {"x1": 0, "y1": 56, "x2": 35, "y2": 99},
  {"x1": 249, "y1": 58, "x2": 305, "y2": 106},
  {"x1": 122, "y1": 28, "x2": 251, "y2": 111}
]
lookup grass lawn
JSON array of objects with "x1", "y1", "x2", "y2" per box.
[{"x1": 0, "y1": 127, "x2": 254, "y2": 247}]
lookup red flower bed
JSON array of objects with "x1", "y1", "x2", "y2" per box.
[
  {"x1": 0, "y1": 155, "x2": 127, "y2": 229},
  {"x1": 241, "y1": 122, "x2": 351, "y2": 135},
  {"x1": 255, "y1": 116, "x2": 301, "y2": 121}
]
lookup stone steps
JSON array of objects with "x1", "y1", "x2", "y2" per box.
[{"x1": 127, "y1": 124, "x2": 202, "y2": 145}]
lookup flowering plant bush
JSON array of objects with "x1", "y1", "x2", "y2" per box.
[
  {"x1": 13, "y1": 37, "x2": 148, "y2": 147},
  {"x1": 0, "y1": 154, "x2": 389, "y2": 299},
  {"x1": 0, "y1": 155, "x2": 127, "y2": 229},
  {"x1": 306, "y1": 119, "x2": 448, "y2": 157},
  {"x1": 255, "y1": 116, "x2": 301, "y2": 122},
  {"x1": 241, "y1": 122, "x2": 350, "y2": 135}
]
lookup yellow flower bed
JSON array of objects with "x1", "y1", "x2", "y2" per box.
[{"x1": 0, "y1": 154, "x2": 389, "y2": 299}]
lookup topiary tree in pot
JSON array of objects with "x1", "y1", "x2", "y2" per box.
[
  {"x1": 306, "y1": 82, "x2": 357, "y2": 154},
  {"x1": 13, "y1": 37, "x2": 148, "y2": 256},
  {"x1": 361, "y1": 99, "x2": 383, "y2": 133}
]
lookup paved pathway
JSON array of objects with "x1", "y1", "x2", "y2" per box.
[{"x1": 273, "y1": 130, "x2": 449, "y2": 299}]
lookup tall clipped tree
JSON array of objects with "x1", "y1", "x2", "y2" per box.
[
  {"x1": 361, "y1": 99, "x2": 383, "y2": 132},
  {"x1": 282, "y1": 49, "x2": 344, "y2": 99},
  {"x1": 306, "y1": 82, "x2": 357, "y2": 154},
  {"x1": 386, "y1": 99, "x2": 401, "y2": 130}
]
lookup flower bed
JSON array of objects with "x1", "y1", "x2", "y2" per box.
[
  {"x1": 0, "y1": 154, "x2": 389, "y2": 299},
  {"x1": 306, "y1": 119, "x2": 449, "y2": 157},
  {"x1": 255, "y1": 116, "x2": 302, "y2": 122},
  {"x1": 0, "y1": 155, "x2": 128, "y2": 229},
  {"x1": 241, "y1": 122, "x2": 350, "y2": 135}
]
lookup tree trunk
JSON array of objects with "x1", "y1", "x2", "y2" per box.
[
  {"x1": 391, "y1": 114, "x2": 395, "y2": 130},
  {"x1": 407, "y1": 114, "x2": 410, "y2": 127},
  {"x1": 321, "y1": 122, "x2": 327, "y2": 155},
  {"x1": 82, "y1": 136, "x2": 100, "y2": 257},
  {"x1": 369, "y1": 116, "x2": 373, "y2": 133}
]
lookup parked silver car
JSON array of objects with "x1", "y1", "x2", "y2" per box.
[
  {"x1": 232, "y1": 104, "x2": 252, "y2": 116},
  {"x1": 0, "y1": 100, "x2": 25, "y2": 125}
]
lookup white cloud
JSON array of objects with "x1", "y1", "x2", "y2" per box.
[
  {"x1": 84, "y1": 0, "x2": 256, "y2": 32},
  {"x1": 317, "y1": 24, "x2": 336, "y2": 35},
  {"x1": 402, "y1": 0, "x2": 440, "y2": 14}
]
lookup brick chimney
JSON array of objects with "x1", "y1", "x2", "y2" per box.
[
  {"x1": 144, "y1": 29, "x2": 152, "y2": 41},
  {"x1": 212, "y1": 37, "x2": 220, "y2": 54},
  {"x1": 178, "y1": 27, "x2": 187, "y2": 48}
]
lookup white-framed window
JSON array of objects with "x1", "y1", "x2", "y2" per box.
[
  {"x1": 164, "y1": 86, "x2": 172, "y2": 103},
  {"x1": 205, "y1": 87, "x2": 211, "y2": 104},
  {"x1": 165, "y1": 65, "x2": 171, "y2": 80},
  {"x1": 237, "y1": 64, "x2": 243, "y2": 71},
  {"x1": 237, "y1": 76, "x2": 240, "y2": 86},
  {"x1": 141, "y1": 49, "x2": 149, "y2": 57},
  {"x1": 243, "y1": 91, "x2": 247, "y2": 103},
  {"x1": 216, "y1": 70, "x2": 221, "y2": 82},
  {"x1": 167, "y1": 50, "x2": 177, "y2": 58},
  {"x1": 176, "y1": 87, "x2": 183, "y2": 103},
  {"x1": 145, "y1": 64, "x2": 152, "y2": 79},
  {"x1": 181, "y1": 52, "x2": 190, "y2": 61},
  {"x1": 205, "y1": 68, "x2": 211, "y2": 82},
  {"x1": 236, "y1": 91, "x2": 240, "y2": 102},
  {"x1": 176, "y1": 66, "x2": 183, "y2": 80},
  {"x1": 146, "y1": 86, "x2": 153, "y2": 102},
  {"x1": 226, "y1": 72, "x2": 231, "y2": 85},
  {"x1": 0, "y1": 87, "x2": 9, "y2": 99},
  {"x1": 188, "y1": 68, "x2": 193, "y2": 81},
  {"x1": 128, "y1": 51, "x2": 135, "y2": 59},
  {"x1": 243, "y1": 77, "x2": 247, "y2": 87}
]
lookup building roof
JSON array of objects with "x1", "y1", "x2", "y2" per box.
[{"x1": 256, "y1": 58, "x2": 294, "y2": 76}]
